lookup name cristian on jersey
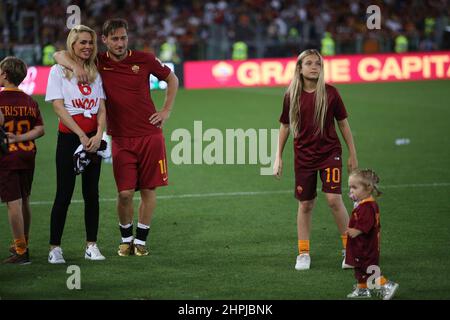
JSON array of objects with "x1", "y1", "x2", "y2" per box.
[
  {"x1": 71, "y1": 98, "x2": 99, "y2": 110},
  {"x1": 0, "y1": 105, "x2": 38, "y2": 118}
]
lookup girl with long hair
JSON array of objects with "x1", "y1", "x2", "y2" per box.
[{"x1": 274, "y1": 49, "x2": 358, "y2": 271}]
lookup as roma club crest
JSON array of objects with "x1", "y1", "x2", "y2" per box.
[
  {"x1": 78, "y1": 83, "x2": 92, "y2": 95},
  {"x1": 132, "y1": 65, "x2": 140, "y2": 73}
]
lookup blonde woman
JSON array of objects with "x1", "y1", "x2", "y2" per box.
[
  {"x1": 45, "y1": 25, "x2": 106, "y2": 263},
  {"x1": 274, "y1": 49, "x2": 358, "y2": 271}
]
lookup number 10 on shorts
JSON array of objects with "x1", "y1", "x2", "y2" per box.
[
  {"x1": 158, "y1": 159, "x2": 167, "y2": 175},
  {"x1": 325, "y1": 167, "x2": 340, "y2": 183}
]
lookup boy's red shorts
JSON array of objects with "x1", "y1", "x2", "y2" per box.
[
  {"x1": 112, "y1": 134, "x2": 168, "y2": 192},
  {"x1": 0, "y1": 169, "x2": 34, "y2": 202}
]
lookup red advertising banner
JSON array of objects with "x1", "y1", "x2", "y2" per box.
[
  {"x1": 184, "y1": 51, "x2": 450, "y2": 89},
  {"x1": 2, "y1": 64, "x2": 173, "y2": 95},
  {"x1": 16, "y1": 66, "x2": 51, "y2": 96},
  {"x1": 4, "y1": 53, "x2": 449, "y2": 94}
]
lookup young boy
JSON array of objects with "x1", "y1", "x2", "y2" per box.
[{"x1": 0, "y1": 56, "x2": 45, "y2": 264}]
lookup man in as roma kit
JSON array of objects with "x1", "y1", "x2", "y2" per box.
[{"x1": 55, "y1": 19, "x2": 178, "y2": 256}]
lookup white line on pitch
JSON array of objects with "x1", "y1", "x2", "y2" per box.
[{"x1": 24, "y1": 182, "x2": 450, "y2": 206}]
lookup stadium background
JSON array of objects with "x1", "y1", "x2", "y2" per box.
[{"x1": 0, "y1": 0, "x2": 450, "y2": 300}]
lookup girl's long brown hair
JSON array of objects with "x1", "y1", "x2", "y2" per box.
[{"x1": 286, "y1": 49, "x2": 328, "y2": 137}]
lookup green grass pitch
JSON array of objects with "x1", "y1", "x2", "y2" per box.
[{"x1": 1, "y1": 80, "x2": 449, "y2": 299}]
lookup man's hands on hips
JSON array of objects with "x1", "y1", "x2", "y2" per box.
[{"x1": 149, "y1": 109, "x2": 171, "y2": 128}]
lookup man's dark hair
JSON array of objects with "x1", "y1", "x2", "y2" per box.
[
  {"x1": 0, "y1": 56, "x2": 27, "y2": 86},
  {"x1": 102, "y1": 18, "x2": 128, "y2": 36}
]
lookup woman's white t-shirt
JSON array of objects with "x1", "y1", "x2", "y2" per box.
[{"x1": 45, "y1": 64, "x2": 106, "y2": 133}]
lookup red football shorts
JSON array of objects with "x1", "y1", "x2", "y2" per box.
[
  {"x1": 0, "y1": 169, "x2": 34, "y2": 202},
  {"x1": 112, "y1": 134, "x2": 168, "y2": 192},
  {"x1": 294, "y1": 154, "x2": 342, "y2": 201}
]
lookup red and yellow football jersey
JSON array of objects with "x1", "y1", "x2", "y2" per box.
[
  {"x1": 279, "y1": 84, "x2": 348, "y2": 170},
  {"x1": 345, "y1": 197, "x2": 381, "y2": 268},
  {"x1": 0, "y1": 88, "x2": 44, "y2": 170},
  {"x1": 97, "y1": 50, "x2": 171, "y2": 137}
]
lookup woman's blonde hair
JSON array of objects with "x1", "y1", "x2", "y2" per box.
[
  {"x1": 350, "y1": 168, "x2": 382, "y2": 197},
  {"x1": 286, "y1": 49, "x2": 328, "y2": 137},
  {"x1": 64, "y1": 25, "x2": 98, "y2": 83}
]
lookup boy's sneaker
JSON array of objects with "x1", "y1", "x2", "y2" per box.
[
  {"x1": 342, "y1": 250, "x2": 354, "y2": 269},
  {"x1": 118, "y1": 242, "x2": 134, "y2": 256},
  {"x1": 3, "y1": 250, "x2": 31, "y2": 265},
  {"x1": 295, "y1": 253, "x2": 311, "y2": 270},
  {"x1": 347, "y1": 286, "x2": 372, "y2": 299},
  {"x1": 48, "y1": 247, "x2": 66, "y2": 264},
  {"x1": 379, "y1": 281, "x2": 399, "y2": 300},
  {"x1": 85, "y1": 243, "x2": 106, "y2": 261},
  {"x1": 134, "y1": 244, "x2": 149, "y2": 256}
]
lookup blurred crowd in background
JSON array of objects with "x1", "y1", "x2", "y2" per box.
[{"x1": 1, "y1": 0, "x2": 449, "y2": 66}]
